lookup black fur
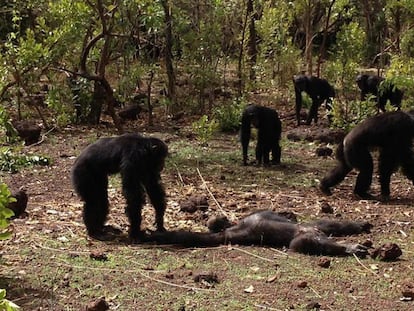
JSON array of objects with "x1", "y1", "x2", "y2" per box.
[
  {"x1": 240, "y1": 104, "x2": 282, "y2": 166},
  {"x1": 293, "y1": 75, "x2": 335, "y2": 126},
  {"x1": 71, "y1": 133, "x2": 168, "y2": 241},
  {"x1": 356, "y1": 74, "x2": 403, "y2": 112},
  {"x1": 147, "y1": 210, "x2": 370, "y2": 257},
  {"x1": 320, "y1": 111, "x2": 414, "y2": 199}
]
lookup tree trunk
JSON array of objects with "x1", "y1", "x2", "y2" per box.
[
  {"x1": 237, "y1": 1, "x2": 249, "y2": 97},
  {"x1": 247, "y1": 0, "x2": 257, "y2": 81},
  {"x1": 316, "y1": 0, "x2": 335, "y2": 77},
  {"x1": 304, "y1": 0, "x2": 313, "y2": 74},
  {"x1": 161, "y1": 0, "x2": 176, "y2": 115}
]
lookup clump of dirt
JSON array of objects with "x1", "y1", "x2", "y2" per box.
[
  {"x1": 89, "y1": 251, "x2": 109, "y2": 262},
  {"x1": 401, "y1": 279, "x2": 414, "y2": 299},
  {"x1": 193, "y1": 271, "x2": 220, "y2": 287},
  {"x1": 86, "y1": 297, "x2": 109, "y2": 311},
  {"x1": 315, "y1": 146, "x2": 333, "y2": 157},
  {"x1": 370, "y1": 243, "x2": 402, "y2": 261},
  {"x1": 180, "y1": 195, "x2": 209, "y2": 213},
  {"x1": 317, "y1": 257, "x2": 331, "y2": 268},
  {"x1": 286, "y1": 127, "x2": 345, "y2": 144},
  {"x1": 319, "y1": 201, "x2": 334, "y2": 214}
]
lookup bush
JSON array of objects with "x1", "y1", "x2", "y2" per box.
[
  {"x1": 330, "y1": 98, "x2": 376, "y2": 132},
  {"x1": 192, "y1": 115, "x2": 219, "y2": 145},
  {"x1": 0, "y1": 184, "x2": 20, "y2": 310},
  {"x1": 0, "y1": 148, "x2": 50, "y2": 173},
  {"x1": 213, "y1": 99, "x2": 244, "y2": 132}
]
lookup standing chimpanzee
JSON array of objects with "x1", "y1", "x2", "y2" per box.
[
  {"x1": 320, "y1": 111, "x2": 414, "y2": 200},
  {"x1": 356, "y1": 74, "x2": 403, "y2": 112},
  {"x1": 241, "y1": 104, "x2": 282, "y2": 166},
  {"x1": 71, "y1": 133, "x2": 168, "y2": 241},
  {"x1": 146, "y1": 210, "x2": 371, "y2": 257},
  {"x1": 293, "y1": 75, "x2": 336, "y2": 126}
]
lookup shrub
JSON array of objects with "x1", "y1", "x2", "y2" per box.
[{"x1": 192, "y1": 115, "x2": 219, "y2": 145}]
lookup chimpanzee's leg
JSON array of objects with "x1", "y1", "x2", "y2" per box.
[{"x1": 145, "y1": 176, "x2": 167, "y2": 232}]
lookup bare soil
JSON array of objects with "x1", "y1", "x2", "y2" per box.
[{"x1": 1, "y1": 103, "x2": 414, "y2": 311}]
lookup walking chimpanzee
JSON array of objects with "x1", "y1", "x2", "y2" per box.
[
  {"x1": 356, "y1": 74, "x2": 403, "y2": 112},
  {"x1": 72, "y1": 133, "x2": 168, "y2": 241},
  {"x1": 320, "y1": 111, "x2": 414, "y2": 200},
  {"x1": 240, "y1": 104, "x2": 282, "y2": 166},
  {"x1": 293, "y1": 75, "x2": 336, "y2": 126}
]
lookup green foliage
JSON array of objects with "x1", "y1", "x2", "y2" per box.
[
  {"x1": 0, "y1": 289, "x2": 20, "y2": 311},
  {"x1": 326, "y1": 22, "x2": 364, "y2": 99},
  {"x1": 213, "y1": 99, "x2": 244, "y2": 132},
  {"x1": 256, "y1": 2, "x2": 300, "y2": 86},
  {"x1": 0, "y1": 148, "x2": 50, "y2": 173},
  {"x1": 386, "y1": 55, "x2": 414, "y2": 109},
  {"x1": 46, "y1": 85, "x2": 75, "y2": 127},
  {"x1": 0, "y1": 107, "x2": 18, "y2": 143},
  {"x1": 0, "y1": 183, "x2": 15, "y2": 241},
  {"x1": 400, "y1": 28, "x2": 414, "y2": 58},
  {"x1": 330, "y1": 98, "x2": 376, "y2": 132},
  {"x1": 191, "y1": 115, "x2": 219, "y2": 145}
]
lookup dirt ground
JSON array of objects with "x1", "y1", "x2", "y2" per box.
[{"x1": 1, "y1": 102, "x2": 414, "y2": 311}]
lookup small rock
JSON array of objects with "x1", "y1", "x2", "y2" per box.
[
  {"x1": 401, "y1": 279, "x2": 414, "y2": 299},
  {"x1": 193, "y1": 271, "x2": 219, "y2": 285},
  {"x1": 315, "y1": 146, "x2": 333, "y2": 157},
  {"x1": 297, "y1": 281, "x2": 308, "y2": 288},
  {"x1": 317, "y1": 257, "x2": 331, "y2": 268},
  {"x1": 320, "y1": 201, "x2": 334, "y2": 214},
  {"x1": 180, "y1": 195, "x2": 209, "y2": 213},
  {"x1": 306, "y1": 301, "x2": 321, "y2": 310},
  {"x1": 89, "y1": 251, "x2": 108, "y2": 262},
  {"x1": 85, "y1": 297, "x2": 109, "y2": 311}
]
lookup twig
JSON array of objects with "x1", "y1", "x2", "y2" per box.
[
  {"x1": 269, "y1": 247, "x2": 290, "y2": 257},
  {"x1": 27, "y1": 126, "x2": 56, "y2": 147},
  {"x1": 55, "y1": 260, "x2": 214, "y2": 292},
  {"x1": 196, "y1": 167, "x2": 229, "y2": 219},
  {"x1": 231, "y1": 246, "x2": 274, "y2": 263},
  {"x1": 352, "y1": 253, "x2": 379, "y2": 276},
  {"x1": 173, "y1": 163, "x2": 185, "y2": 186},
  {"x1": 254, "y1": 304, "x2": 282, "y2": 311}
]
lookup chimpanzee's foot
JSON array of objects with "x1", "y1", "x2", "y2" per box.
[
  {"x1": 319, "y1": 183, "x2": 332, "y2": 196},
  {"x1": 128, "y1": 229, "x2": 146, "y2": 244},
  {"x1": 354, "y1": 191, "x2": 376, "y2": 200}
]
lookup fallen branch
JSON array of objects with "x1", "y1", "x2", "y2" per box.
[
  {"x1": 27, "y1": 126, "x2": 56, "y2": 147},
  {"x1": 196, "y1": 167, "x2": 229, "y2": 219}
]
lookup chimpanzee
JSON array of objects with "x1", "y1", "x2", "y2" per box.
[
  {"x1": 241, "y1": 104, "x2": 282, "y2": 166},
  {"x1": 293, "y1": 75, "x2": 336, "y2": 126},
  {"x1": 356, "y1": 74, "x2": 403, "y2": 112},
  {"x1": 71, "y1": 133, "x2": 168, "y2": 241},
  {"x1": 147, "y1": 210, "x2": 371, "y2": 257},
  {"x1": 320, "y1": 111, "x2": 414, "y2": 200}
]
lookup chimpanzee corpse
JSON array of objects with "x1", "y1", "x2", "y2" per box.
[{"x1": 147, "y1": 210, "x2": 370, "y2": 257}]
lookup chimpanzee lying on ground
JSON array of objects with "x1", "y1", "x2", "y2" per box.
[
  {"x1": 71, "y1": 133, "x2": 168, "y2": 241},
  {"x1": 356, "y1": 74, "x2": 403, "y2": 112},
  {"x1": 241, "y1": 104, "x2": 282, "y2": 166},
  {"x1": 293, "y1": 75, "x2": 336, "y2": 126},
  {"x1": 320, "y1": 111, "x2": 414, "y2": 200},
  {"x1": 147, "y1": 210, "x2": 371, "y2": 257}
]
